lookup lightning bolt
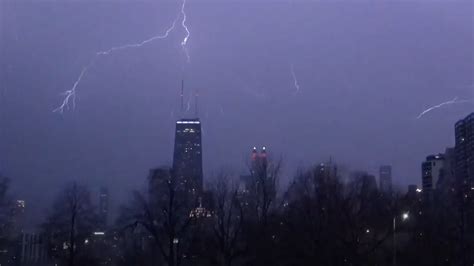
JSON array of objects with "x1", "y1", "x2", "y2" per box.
[
  {"x1": 54, "y1": 0, "x2": 191, "y2": 113},
  {"x1": 96, "y1": 17, "x2": 179, "y2": 56},
  {"x1": 290, "y1": 64, "x2": 300, "y2": 94},
  {"x1": 180, "y1": 0, "x2": 191, "y2": 63},
  {"x1": 416, "y1": 97, "x2": 473, "y2": 119},
  {"x1": 53, "y1": 60, "x2": 95, "y2": 113}
]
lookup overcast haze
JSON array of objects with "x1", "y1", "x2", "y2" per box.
[{"x1": 0, "y1": 0, "x2": 473, "y2": 221}]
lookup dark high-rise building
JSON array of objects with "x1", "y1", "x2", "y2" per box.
[
  {"x1": 98, "y1": 187, "x2": 108, "y2": 229},
  {"x1": 173, "y1": 118, "x2": 203, "y2": 194},
  {"x1": 439, "y1": 147, "x2": 456, "y2": 191},
  {"x1": 240, "y1": 146, "x2": 268, "y2": 193},
  {"x1": 422, "y1": 154, "x2": 446, "y2": 194},
  {"x1": 454, "y1": 112, "x2": 474, "y2": 196},
  {"x1": 379, "y1": 165, "x2": 392, "y2": 195}
]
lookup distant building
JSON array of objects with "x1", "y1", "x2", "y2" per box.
[
  {"x1": 173, "y1": 119, "x2": 203, "y2": 194},
  {"x1": 350, "y1": 171, "x2": 377, "y2": 192},
  {"x1": 439, "y1": 147, "x2": 456, "y2": 192},
  {"x1": 99, "y1": 187, "x2": 109, "y2": 230},
  {"x1": 239, "y1": 146, "x2": 270, "y2": 193},
  {"x1": 421, "y1": 154, "x2": 446, "y2": 195},
  {"x1": 379, "y1": 165, "x2": 392, "y2": 195},
  {"x1": 148, "y1": 167, "x2": 173, "y2": 205},
  {"x1": 407, "y1": 184, "x2": 418, "y2": 197},
  {"x1": 238, "y1": 146, "x2": 277, "y2": 210},
  {"x1": 454, "y1": 112, "x2": 474, "y2": 197},
  {"x1": 11, "y1": 199, "x2": 26, "y2": 234}
]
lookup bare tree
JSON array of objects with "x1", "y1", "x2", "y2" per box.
[
  {"x1": 210, "y1": 173, "x2": 245, "y2": 266},
  {"x1": 0, "y1": 176, "x2": 11, "y2": 233},
  {"x1": 240, "y1": 152, "x2": 282, "y2": 265},
  {"x1": 280, "y1": 163, "x2": 345, "y2": 264},
  {"x1": 42, "y1": 182, "x2": 99, "y2": 266},
  {"x1": 245, "y1": 155, "x2": 281, "y2": 227},
  {"x1": 118, "y1": 167, "x2": 196, "y2": 266},
  {"x1": 337, "y1": 172, "x2": 394, "y2": 265},
  {"x1": 0, "y1": 176, "x2": 13, "y2": 264},
  {"x1": 280, "y1": 164, "x2": 395, "y2": 265}
]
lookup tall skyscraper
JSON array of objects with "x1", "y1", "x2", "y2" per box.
[
  {"x1": 454, "y1": 112, "x2": 474, "y2": 196},
  {"x1": 173, "y1": 118, "x2": 203, "y2": 194},
  {"x1": 379, "y1": 165, "x2": 392, "y2": 195}
]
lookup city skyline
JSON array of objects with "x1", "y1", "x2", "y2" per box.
[{"x1": 1, "y1": 2, "x2": 472, "y2": 205}]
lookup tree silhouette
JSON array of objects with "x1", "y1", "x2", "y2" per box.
[
  {"x1": 209, "y1": 173, "x2": 245, "y2": 266},
  {"x1": 118, "y1": 167, "x2": 197, "y2": 266},
  {"x1": 42, "y1": 182, "x2": 99, "y2": 266}
]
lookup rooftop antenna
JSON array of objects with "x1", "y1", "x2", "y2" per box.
[
  {"x1": 180, "y1": 80, "x2": 184, "y2": 114},
  {"x1": 194, "y1": 89, "x2": 199, "y2": 117}
]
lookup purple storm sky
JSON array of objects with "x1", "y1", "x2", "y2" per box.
[{"x1": 0, "y1": 0, "x2": 473, "y2": 219}]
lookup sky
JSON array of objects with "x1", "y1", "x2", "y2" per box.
[{"x1": 0, "y1": 0, "x2": 473, "y2": 222}]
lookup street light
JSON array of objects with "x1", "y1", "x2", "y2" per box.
[
  {"x1": 402, "y1": 212, "x2": 409, "y2": 221},
  {"x1": 393, "y1": 211, "x2": 409, "y2": 266},
  {"x1": 173, "y1": 238, "x2": 179, "y2": 266}
]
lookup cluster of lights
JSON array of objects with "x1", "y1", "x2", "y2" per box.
[
  {"x1": 189, "y1": 206, "x2": 212, "y2": 218},
  {"x1": 176, "y1": 121, "x2": 200, "y2": 124},
  {"x1": 16, "y1": 200, "x2": 25, "y2": 208}
]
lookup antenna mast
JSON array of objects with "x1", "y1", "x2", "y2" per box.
[
  {"x1": 180, "y1": 80, "x2": 184, "y2": 114},
  {"x1": 195, "y1": 89, "x2": 199, "y2": 117}
]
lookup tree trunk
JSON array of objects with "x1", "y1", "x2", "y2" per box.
[{"x1": 68, "y1": 210, "x2": 76, "y2": 266}]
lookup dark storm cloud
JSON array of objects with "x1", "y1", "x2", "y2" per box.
[{"x1": 0, "y1": 0, "x2": 472, "y2": 221}]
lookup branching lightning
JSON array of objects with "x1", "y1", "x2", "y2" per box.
[
  {"x1": 53, "y1": 62, "x2": 94, "y2": 113},
  {"x1": 54, "y1": 0, "x2": 191, "y2": 113},
  {"x1": 416, "y1": 97, "x2": 473, "y2": 119},
  {"x1": 290, "y1": 64, "x2": 300, "y2": 94}
]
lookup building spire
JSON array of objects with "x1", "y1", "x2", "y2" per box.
[
  {"x1": 180, "y1": 80, "x2": 184, "y2": 114},
  {"x1": 195, "y1": 89, "x2": 199, "y2": 117}
]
